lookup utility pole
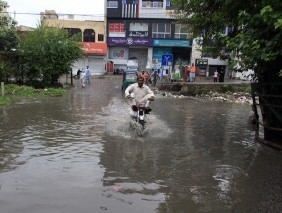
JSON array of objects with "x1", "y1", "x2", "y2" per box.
[{"x1": 1, "y1": 82, "x2": 4, "y2": 96}]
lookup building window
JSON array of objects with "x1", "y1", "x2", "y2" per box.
[
  {"x1": 174, "y1": 24, "x2": 188, "y2": 39},
  {"x1": 221, "y1": 26, "x2": 233, "y2": 35},
  {"x1": 166, "y1": 0, "x2": 171, "y2": 6},
  {"x1": 83, "y1": 29, "x2": 95, "y2": 42},
  {"x1": 142, "y1": 1, "x2": 163, "y2": 8},
  {"x1": 64, "y1": 28, "x2": 82, "y2": 39},
  {"x1": 129, "y1": 23, "x2": 149, "y2": 37},
  {"x1": 109, "y1": 22, "x2": 125, "y2": 37},
  {"x1": 98, "y1": 34, "x2": 104, "y2": 41},
  {"x1": 152, "y1": 23, "x2": 171, "y2": 38},
  {"x1": 107, "y1": 1, "x2": 118, "y2": 8},
  {"x1": 130, "y1": 23, "x2": 148, "y2": 31}
]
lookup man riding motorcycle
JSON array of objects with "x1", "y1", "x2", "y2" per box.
[{"x1": 125, "y1": 76, "x2": 155, "y2": 115}]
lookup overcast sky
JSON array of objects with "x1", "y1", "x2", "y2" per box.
[{"x1": 5, "y1": 0, "x2": 105, "y2": 27}]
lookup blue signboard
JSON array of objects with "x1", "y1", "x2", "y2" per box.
[
  {"x1": 153, "y1": 39, "x2": 190, "y2": 47},
  {"x1": 153, "y1": 48, "x2": 172, "y2": 62},
  {"x1": 162, "y1": 54, "x2": 173, "y2": 66}
]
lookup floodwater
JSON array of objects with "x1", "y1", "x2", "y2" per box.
[{"x1": 0, "y1": 76, "x2": 281, "y2": 213}]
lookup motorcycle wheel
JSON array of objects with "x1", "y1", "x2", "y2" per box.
[{"x1": 139, "y1": 120, "x2": 145, "y2": 129}]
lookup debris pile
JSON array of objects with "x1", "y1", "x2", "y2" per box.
[
  {"x1": 197, "y1": 91, "x2": 253, "y2": 104},
  {"x1": 155, "y1": 89, "x2": 253, "y2": 104}
]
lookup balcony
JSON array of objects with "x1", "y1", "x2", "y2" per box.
[
  {"x1": 139, "y1": 9, "x2": 174, "y2": 19},
  {"x1": 142, "y1": 1, "x2": 163, "y2": 8}
]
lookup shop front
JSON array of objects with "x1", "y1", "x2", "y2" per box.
[
  {"x1": 195, "y1": 59, "x2": 208, "y2": 76},
  {"x1": 197, "y1": 58, "x2": 228, "y2": 79},
  {"x1": 72, "y1": 42, "x2": 107, "y2": 76},
  {"x1": 152, "y1": 39, "x2": 191, "y2": 77},
  {"x1": 107, "y1": 37, "x2": 153, "y2": 71}
]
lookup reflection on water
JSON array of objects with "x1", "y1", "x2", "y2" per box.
[{"x1": 1, "y1": 77, "x2": 282, "y2": 213}]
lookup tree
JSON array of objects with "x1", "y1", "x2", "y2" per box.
[
  {"x1": 172, "y1": 0, "x2": 282, "y2": 144},
  {"x1": 0, "y1": 0, "x2": 18, "y2": 82},
  {"x1": 19, "y1": 25, "x2": 83, "y2": 85}
]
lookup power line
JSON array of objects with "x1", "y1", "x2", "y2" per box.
[
  {"x1": 1, "y1": 11, "x2": 105, "y2": 17},
  {"x1": 2, "y1": 11, "x2": 176, "y2": 17}
]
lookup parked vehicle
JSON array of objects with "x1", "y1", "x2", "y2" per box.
[
  {"x1": 113, "y1": 67, "x2": 124, "y2": 75},
  {"x1": 122, "y1": 69, "x2": 138, "y2": 90}
]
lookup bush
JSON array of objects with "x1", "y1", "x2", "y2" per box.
[
  {"x1": 219, "y1": 85, "x2": 234, "y2": 93},
  {"x1": 0, "y1": 96, "x2": 10, "y2": 105},
  {"x1": 4, "y1": 84, "x2": 65, "y2": 97}
]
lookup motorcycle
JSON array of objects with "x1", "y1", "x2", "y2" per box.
[{"x1": 128, "y1": 96, "x2": 150, "y2": 135}]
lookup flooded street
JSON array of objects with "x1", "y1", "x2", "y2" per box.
[{"x1": 0, "y1": 76, "x2": 282, "y2": 213}]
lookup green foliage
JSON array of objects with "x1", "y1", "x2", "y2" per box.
[
  {"x1": 0, "y1": 0, "x2": 17, "y2": 29},
  {"x1": 19, "y1": 25, "x2": 83, "y2": 84},
  {"x1": 0, "y1": 83, "x2": 65, "y2": 106},
  {"x1": 172, "y1": 0, "x2": 282, "y2": 82},
  {"x1": 0, "y1": 60, "x2": 8, "y2": 81},
  {"x1": 185, "y1": 87, "x2": 210, "y2": 96},
  {"x1": 237, "y1": 86, "x2": 252, "y2": 93},
  {"x1": 182, "y1": 84, "x2": 251, "y2": 96},
  {"x1": 0, "y1": 96, "x2": 10, "y2": 105},
  {"x1": 0, "y1": 1, "x2": 19, "y2": 82},
  {"x1": 219, "y1": 85, "x2": 234, "y2": 93},
  {"x1": 4, "y1": 84, "x2": 66, "y2": 97}
]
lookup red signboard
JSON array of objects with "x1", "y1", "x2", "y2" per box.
[
  {"x1": 109, "y1": 22, "x2": 125, "y2": 32},
  {"x1": 80, "y1": 42, "x2": 107, "y2": 54}
]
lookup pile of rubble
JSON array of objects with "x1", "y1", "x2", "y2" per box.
[
  {"x1": 155, "y1": 89, "x2": 253, "y2": 105},
  {"x1": 197, "y1": 91, "x2": 253, "y2": 104}
]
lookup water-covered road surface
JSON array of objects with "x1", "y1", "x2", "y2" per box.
[{"x1": 0, "y1": 76, "x2": 281, "y2": 213}]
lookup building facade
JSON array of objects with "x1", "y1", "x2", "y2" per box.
[
  {"x1": 106, "y1": 0, "x2": 192, "y2": 73},
  {"x1": 41, "y1": 10, "x2": 107, "y2": 75}
]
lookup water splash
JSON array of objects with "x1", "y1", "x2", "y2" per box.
[{"x1": 96, "y1": 97, "x2": 172, "y2": 139}]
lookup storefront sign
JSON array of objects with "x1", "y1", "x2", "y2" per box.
[
  {"x1": 195, "y1": 59, "x2": 208, "y2": 66},
  {"x1": 196, "y1": 59, "x2": 208, "y2": 76},
  {"x1": 109, "y1": 22, "x2": 125, "y2": 32},
  {"x1": 128, "y1": 31, "x2": 148, "y2": 37},
  {"x1": 109, "y1": 47, "x2": 128, "y2": 59},
  {"x1": 153, "y1": 39, "x2": 190, "y2": 47},
  {"x1": 80, "y1": 42, "x2": 107, "y2": 54},
  {"x1": 107, "y1": 37, "x2": 153, "y2": 46}
]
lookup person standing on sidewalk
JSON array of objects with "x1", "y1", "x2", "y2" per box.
[
  {"x1": 218, "y1": 67, "x2": 225, "y2": 82},
  {"x1": 85, "y1": 66, "x2": 91, "y2": 84},
  {"x1": 213, "y1": 70, "x2": 219, "y2": 82},
  {"x1": 189, "y1": 63, "x2": 196, "y2": 82},
  {"x1": 150, "y1": 69, "x2": 157, "y2": 87}
]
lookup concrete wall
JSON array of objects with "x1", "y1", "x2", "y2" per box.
[{"x1": 157, "y1": 82, "x2": 250, "y2": 95}]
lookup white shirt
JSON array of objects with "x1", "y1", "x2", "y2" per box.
[
  {"x1": 80, "y1": 70, "x2": 85, "y2": 80},
  {"x1": 125, "y1": 83, "x2": 154, "y2": 101}
]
